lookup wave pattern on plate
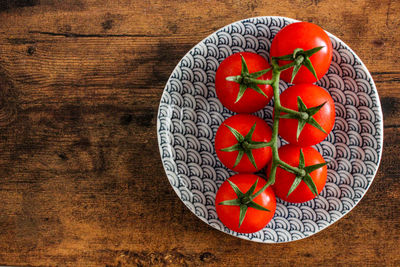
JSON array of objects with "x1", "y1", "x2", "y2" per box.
[{"x1": 157, "y1": 17, "x2": 383, "y2": 243}]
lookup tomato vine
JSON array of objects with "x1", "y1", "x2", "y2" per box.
[{"x1": 224, "y1": 48, "x2": 328, "y2": 192}]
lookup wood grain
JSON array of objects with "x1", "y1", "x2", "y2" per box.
[{"x1": 0, "y1": 0, "x2": 399, "y2": 266}]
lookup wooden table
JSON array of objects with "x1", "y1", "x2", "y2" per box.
[{"x1": 0, "y1": 1, "x2": 399, "y2": 266}]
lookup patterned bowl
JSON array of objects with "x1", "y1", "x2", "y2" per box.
[{"x1": 157, "y1": 16, "x2": 383, "y2": 243}]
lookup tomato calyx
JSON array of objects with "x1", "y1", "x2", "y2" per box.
[
  {"x1": 225, "y1": 56, "x2": 272, "y2": 103},
  {"x1": 279, "y1": 96, "x2": 327, "y2": 141},
  {"x1": 219, "y1": 178, "x2": 270, "y2": 228},
  {"x1": 220, "y1": 122, "x2": 271, "y2": 169},
  {"x1": 284, "y1": 149, "x2": 327, "y2": 197},
  {"x1": 272, "y1": 46, "x2": 324, "y2": 83}
]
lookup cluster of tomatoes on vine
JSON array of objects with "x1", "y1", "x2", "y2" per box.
[{"x1": 213, "y1": 22, "x2": 336, "y2": 233}]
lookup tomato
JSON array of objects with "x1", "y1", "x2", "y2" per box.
[
  {"x1": 278, "y1": 84, "x2": 335, "y2": 147},
  {"x1": 215, "y1": 114, "x2": 272, "y2": 173},
  {"x1": 268, "y1": 144, "x2": 327, "y2": 203},
  {"x1": 215, "y1": 174, "x2": 276, "y2": 233},
  {"x1": 270, "y1": 22, "x2": 332, "y2": 84},
  {"x1": 215, "y1": 52, "x2": 273, "y2": 113}
]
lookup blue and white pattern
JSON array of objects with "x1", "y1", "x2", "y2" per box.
[{"x1": 157, "y1": 17, "x2": 383, "y2": 243}]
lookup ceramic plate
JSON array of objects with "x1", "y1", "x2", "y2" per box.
[{"x1": 157, "y1": 16, "x2": 383, "y2": 243}]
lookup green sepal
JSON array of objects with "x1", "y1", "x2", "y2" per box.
[
  {"x1": 251, "y1": 182, "x2": 270, "y2": 200},
  {"x1": 287, "y1": 176, "x2": 302, "y2": 197},
  {"x1": 291, "y1": 63, "x2": 302, "y2": 83},
  {"x1": 307, "y1": 117, "x2": 327, "y2": 134},
  {"x1": 304, "y1": 162, "x2": 327, "y2": 173},
  {"x1": 219, "y1": 178, "x2": 271, "y2": 229},
  {"x1": 221, "y1": 122, "x2": 269, "y2": 171},
  {"x1": 249, "y1": 68, "x2": 271, "y2": 79},
  {"x1": 244, "y1": 178, "x2": 258, "y2": 197},
  {"x1": 233, "y1": 150, "x2": 244, "y2": 168},
  {"x1": 245, "y1": 150, "x2": 257, "y2": 170},
  {"x1": 285, "y1": 150, "x2": 326, "y2": 197},
  {"x1": 297, "y1": 96, "x2": 308, "y2": 112},
  {"x1": 248, "y1": 200, "x2": 270, "y2": 212},
  {"x1": 296, "y1": 119, "x2": 307, "y2": 140},
  {"x1": 307, "y1": 101, "x2": 326, "y2": 116},
  {"x1": 244, "y1": 123, "x2": 256, "y2": 140},
  {"x1": 227, "y1": 179, "x2": 244, "y2": 198},
  {"x1": 303, "y1": 46, "x2": 324, "y2": 57},
  {"x1": 227, "y1": 56, "x2": 272, "y2": 102},
  {"x1": 274, "y1": 46, "x2": 324, "y2": 82},
  {"x1": 295, "y1": 46, "x2": 323, "y2": 81},
  {"x1": 241, "y1": 55, "x2": 249, "y2": 75},
  {"x1": 299, "y1": 149, "x2": 305, "y2": 168},
  {"x1": 235, "y1": 83, "x2": 248, "y2": 103},
  {"x1": 220, "y1": 143, "x2": 240, "y2": 152},
  {"x1": 294, "y1": 96, "x2": 327, "y2": 140},
  {"x1": 272, "y1": 46, "x2": 324, "y2": 82},
  {"x1": 248, "y1": 83, "x2": 268, "y2": 99},
  {"x1": 219, "y1": 198, "x2": 241, "y2": 206},
  {"x1": 271, "y1": 54, "x2": 293, "y2": 61},
  {"x1": 303, "y1": 56, "x2": 319, "y2": 81},
  {"x1": 273, "y1": 46, "x2": 322, "y2": 62},
  {"x1": 303, "y1": 173, "x2": 319, "y2": 196},
  {"x1": 238, "y1": 204, "x2": 248, "y2": 227},
  {"x1": 224, "y1": 124, "x2": 244, "y2": 142}
]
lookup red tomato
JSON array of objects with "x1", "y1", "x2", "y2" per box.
[
  {"x1": 215, "y1": 52, "x2": 273, "y2": 113},
  {"x1": 279, "y1": 84, "x2": 335, "y2": 147},
  {"x1": 215, "y1": 174, "x2": 276, "y2": 233},
  {"x1": 270, "y1": 22, "x2": 332, "y2": 84},
  {"x1": 268, "y1": 144, "x2": 327, "y2": 203},
  {"x1": 215, "y1": 114, "x2": 272, "y2": 173}
]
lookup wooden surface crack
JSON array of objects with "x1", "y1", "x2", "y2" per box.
[
  {"x1": 28, "y1": 31, "x2": 169, "y2": 38},
  {"x1": 384, "y1": 124, "x2": 400, "y2": 129}
]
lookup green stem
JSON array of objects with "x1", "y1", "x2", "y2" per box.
[
  {"x1": 277, "y1": 106, "x2": 300, "y2": 115},
  {"x1": 243, "y1": 77, "x2": 273, "y2": 85},
  {"x1": 266, "y1": 162, "x2": 277, "y2": 187},
  {"x1": 265, "y1": 59, "x2": 304, "y2": 185}
]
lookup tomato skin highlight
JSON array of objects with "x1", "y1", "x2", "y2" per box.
[
  {"x1": 270, "y1": 22, "x2": 332, "y2": 84},
  {"x1": 268, "y1": 145, "x2": 327, "y2": 203},
  {"x1": 215, "y1": 52, "x2": 273, "y2": 113},
  {"x1": 278, "y1": 84, "x2": 335, "y2": 147},
  {"x1": 215, "y1": 114, "x2": 272, "y2": 173},
  {"x1": 215, "y1": 174, "x2": 276, "y2": 233}
]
